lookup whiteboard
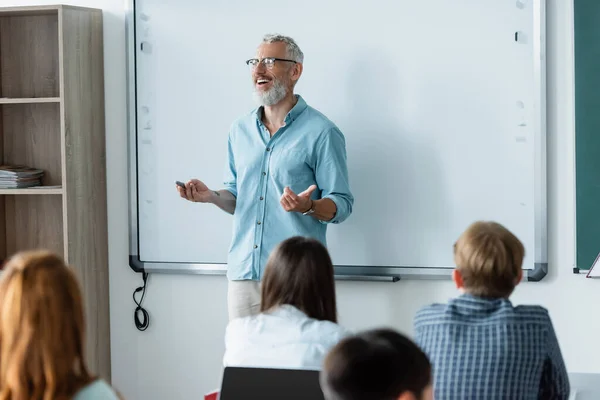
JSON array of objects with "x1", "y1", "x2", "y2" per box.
[{"x1": 127, "y1": 0, "x2": 547, "y2": 280}]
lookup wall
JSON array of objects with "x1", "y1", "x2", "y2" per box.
[{"x1": 1, "y1": 0, "x2": 598, "y2": 399}]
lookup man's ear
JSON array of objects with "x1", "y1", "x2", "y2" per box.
[
  {"x1": 452, "y1": 269, "x2": 464, "y2": 290},
  {"x1": 397, "y1": 392, "x2": 418, "y2": 400},
  {"x1": 290, "y1": 62, "x2": 303, "y2": 83}
]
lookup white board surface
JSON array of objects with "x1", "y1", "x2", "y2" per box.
[{"x1": 129, "y1": 0, "x2": 546, "y2": 275}]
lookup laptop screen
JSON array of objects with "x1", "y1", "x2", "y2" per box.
[{"x1": 219, "y1": 366, "x2": 326, "y2": 400}]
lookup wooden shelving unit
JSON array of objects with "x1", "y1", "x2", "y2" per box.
[
  {"x1": 0, "y1": 97, "x2": 61, "y2": 104},
  {"x1": 0, "y1": 188, "x2": 63, "y2": 195},
  {"x1": 0, "y1": 5, "x2": 110, "y2": 380}
]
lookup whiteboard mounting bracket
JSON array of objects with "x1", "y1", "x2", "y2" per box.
[
  {"x1": 526, "y1": 262, "x2": 548, "y2": 281},
  {"x1": 129, "y1": 255, "x2": 145, "y2": 273}
]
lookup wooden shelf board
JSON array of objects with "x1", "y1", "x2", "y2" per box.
[
  {"x1": 0, "y1": 187, "x2": 63, "y2": 195},
  {"x1": 0, "y1": 97, "x2": 60, "y2": 104},
  {"x1": 0, "y1": 6, "x2": 59, "y2": 16}
]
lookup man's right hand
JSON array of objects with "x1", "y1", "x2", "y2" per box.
[{"x1": 176, "y1": 179, "x2": 214, "y2": 203}]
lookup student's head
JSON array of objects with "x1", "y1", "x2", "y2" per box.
[
  {"x1": 320, "y1": 328, "x2": 432, "y2": 400},
  {"x1": 452, "y1": 221, "x2": 525, "y2": 298},
  {"x1": 0, "y1": 250, "x2": 93, "y2": 399},
  {"x1": 260, "y1": 236, "x2": 337, "y2": 323}
]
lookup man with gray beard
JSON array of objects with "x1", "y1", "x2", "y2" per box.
[{"x1": 177, "y1": 34, "x2": 354, "y2": 320}]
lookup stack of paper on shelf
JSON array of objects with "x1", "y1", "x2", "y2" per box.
[{"x1": 0, "y1": 165, "x2": 44, "y2": 188}]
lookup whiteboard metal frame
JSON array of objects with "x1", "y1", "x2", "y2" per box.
[{"x1": 126, "y1": 0, "x2": 548, "y2": 282}]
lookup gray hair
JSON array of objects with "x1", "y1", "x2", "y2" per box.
[{"x1": 262, "y1": 34, "x2": 304, "y2": 63}]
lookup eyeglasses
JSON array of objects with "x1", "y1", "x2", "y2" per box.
[{"x1": 245, "y1": 57, "x2": 297, "y2": 69}]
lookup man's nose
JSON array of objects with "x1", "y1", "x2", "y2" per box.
[{"x1": 254, "y1": 60, "x2": 267, "y2": 72}]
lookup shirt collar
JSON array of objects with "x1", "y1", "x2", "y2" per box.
[
  {"x1": 267, "y1": 304, "x2": 308, "y2": 319},
  {"x1": 254, "y1": 94, "x2": 308, "y2": 125},
  {"x1": 449, "y1": 293, "x2": 512, "y2": 313}
]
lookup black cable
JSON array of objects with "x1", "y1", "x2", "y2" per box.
[{"x1": 133, "y1": 272, "x2": 150, "y2": 331}]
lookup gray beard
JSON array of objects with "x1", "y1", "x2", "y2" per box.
[{"x1": 253, "y1": 79, "x2": 288, "y2": 106}]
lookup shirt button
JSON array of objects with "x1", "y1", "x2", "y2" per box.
[
  {"x1": 266, "y1": 147, "x2": 270, "y2": 151},
  {"x1": 260, "y1": 196, "x2": 264, "y2": 200},
  {"x1": 262, "y1": 172, "x2": 266, "y2": 176},
  {"x1": 257, "y1": 221, "x2": 261, "y2": 225},
  {"x1": 253, "y1": 245, "x2": 258, "y2": 249}
]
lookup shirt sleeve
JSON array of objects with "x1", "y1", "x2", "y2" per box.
[
  {"x1": 539, "y1": 318, "x2": 570, "y2": 399},
  {"x1": 314, "y1": 127, "x2": 354, "y2": 224},
  {"x1": 222, "y1": 131, "x2": 237, "y2": 198}
]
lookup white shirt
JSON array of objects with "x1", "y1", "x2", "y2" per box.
[{"x1": 223, "y1": 305, "x2": 351, "y2": 370}]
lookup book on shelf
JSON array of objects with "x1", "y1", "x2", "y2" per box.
[{"x1": 0, "y1": 165, "x2": 45, "y2": 188}]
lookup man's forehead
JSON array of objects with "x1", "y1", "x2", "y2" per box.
[{"x1": 255, "y1": 42, "x2": 288, "y2": 57}]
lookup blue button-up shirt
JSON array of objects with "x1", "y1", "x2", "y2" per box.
[
  {"x1": 223, "y1": 95, "x2": 353, "y2": 281},
  {"x1": 414, "y1": 294, "x2": 570, "y2": 400}
]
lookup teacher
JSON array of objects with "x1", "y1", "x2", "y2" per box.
[{"x1": 177, "y1": 34, "x2": 354, "y2": 320}]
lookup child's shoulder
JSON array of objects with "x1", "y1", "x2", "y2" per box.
[
  {"x1": 414, "y1": 302, "x2": 448, "y2": 324},
  {"x1": 74, "y1": 380, "x2": 119, "y2": 400},
  {"x1": 512, "y1": 303, "x2": 552, "y2": 321}
]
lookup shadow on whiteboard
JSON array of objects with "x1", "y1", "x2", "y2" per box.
[{"x1": 323, "y1": 49, "x2": 493, "y2": 269}]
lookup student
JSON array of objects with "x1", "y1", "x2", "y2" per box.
[
  {"x1": 0, "y1": 250, "x2": 121, "y2": 400},
  {"x1": 414, "y1": 221, "x2": 570, "y2": 400},
  {"x1": 223, "y1": 236, "x2": 350, "y2": 369},
  {"x1": 320, "y1": 328, "x2": 433, "y2": 400}
]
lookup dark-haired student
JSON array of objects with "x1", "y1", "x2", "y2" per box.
[
  {"x1": 223, "y1": 236, "x2": 351, "y2": 369},
  {"x1": 414, "y1": 221, "x2": 570, "y2": 400},
  {"x1": 320, "y1": 328, "x2": 433, "y2": 400}
]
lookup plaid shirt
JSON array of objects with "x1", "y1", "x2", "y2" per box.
[{"x1": 414, "y1": 294, "x2": 570, "y2": 400}]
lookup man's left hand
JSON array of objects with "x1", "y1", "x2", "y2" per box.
[{"x1": 280, "y1": 185, "x2": 317, "y2": 213}]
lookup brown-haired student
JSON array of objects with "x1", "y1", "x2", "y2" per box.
[{"x1": 223, "y1": 236, "x2": 351, "y2": 369}]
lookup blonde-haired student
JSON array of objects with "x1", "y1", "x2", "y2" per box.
[
  {"x1": 0, "y1": 250, "x2": 121, "y2": 400},
  {"x1": 414, "y1": 221, "x2": 570, "y2": 400}
]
